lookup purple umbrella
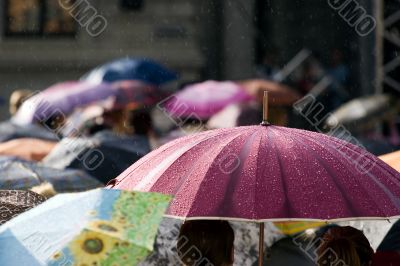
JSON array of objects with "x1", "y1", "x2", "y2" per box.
[
  {"x1": 13, "y1": 81, "x2": 157, "y2": 125},
  {"x1": 110, "y1": 92, "x2": 400, "y2": 265},
  {"x1": 162, "y1": 80, "x2": 254, "y2": 120},
  {"x1": 13, "y1": 81, "x2": 114, "y2": 125}
]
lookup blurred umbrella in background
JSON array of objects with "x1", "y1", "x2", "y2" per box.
[
  {"x1": 379, "y1": 150, "x2": 400, "y2": 172},
  {"x1": 43, "y1": 131, "x2": 151, "y2": 184},
  {"x1": 374, "y1": 220, "x2": 400, "y2": 265},
  {"x1": 0, "y1": 120, "x2": 58, "y2": 143},
  {"x1": 324, "y1": 94, "x2": 399, "y2": 155},
  {"x1": 110, "y1": 80, "x2": 162, "y2": 110},
  {"x1": 0, "y1": 190, "x2": 46, "y2": 225},
  {"x1": 60, "y1": 81, "x2": 161, "y2": 137},
  {"x1": 162, "y1": 80, "x2": 254, "y2": 120},
  {"x1": 12, "y1": 81, "x2": 115, "y2": 125},
  {"x1": 0, "y1": 138, "x2": 57, "y2": 161},
  {"x1": 324, "y1": 94, "x2": 394, "y2": 133},
  {"x1": 239, "y1": 79, "x2": 300, "y2": 106},
  {"x1": 81, "y1": 57, "x2": 178, "y2": 86},
  {"x1": 12, "y1": 80, "x2": 159, "y2": 127},
  {"x1": 0, "y1": 189, "x2": 172, "y2": 266},
  {"x1": 207, "y1": 103, "x2": 262, "y2": 129},
  {"x1": 0, "y1": 157, "x2": 102, "y2": 192}
]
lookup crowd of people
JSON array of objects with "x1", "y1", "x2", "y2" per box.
[{"x1": 0, "y1": 56, "x2": 399, "y2": 265}]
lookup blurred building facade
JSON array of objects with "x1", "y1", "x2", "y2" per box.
[
  {"x1": 0, "y1": 0, "x2": 207, "y2": 119},
  {"x1": 0, "y1": 0, "x2": 397, "y2": 120}
]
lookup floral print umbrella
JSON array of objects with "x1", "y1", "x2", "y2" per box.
[
  {"x1": 0, "y1": 190, "x2": 46, "y2": 225},
  {"x1": 0, "y1": 189, "x2": 171, "y2": 266}
]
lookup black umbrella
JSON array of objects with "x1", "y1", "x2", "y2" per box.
[
  {"x1": 42, "y1": 130, "x2": 151, "y2": 183},
  {"x1": 378, "y1": 220, "x2": 400, "y2": 252}
]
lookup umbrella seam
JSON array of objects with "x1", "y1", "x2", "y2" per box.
[
  {"x1": 285, "y1": 129, "x2": 369, "y2": 217},
  {"x1": 267, "y1": 128, "x2": 294, "y2": 218},
  {"x1": 289, "y1": 129, "x2": 400, "y2": 213},
  {"x1": 114, "y1": 127, "x2": 248, "y2": 186},
  {"x1": 176, "y1": 129, "x2": 255, "y2": 218}
]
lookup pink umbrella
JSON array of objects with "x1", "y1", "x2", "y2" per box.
[
  {"x1": 108, "y1": 93, "x2": 400, "y2": 265},
  {"x1": 109, "y1": 126, "x2": 400, "y2": 221},
  {"x1": 162, "y1": 80, "x2": 254, "y2": 120}
]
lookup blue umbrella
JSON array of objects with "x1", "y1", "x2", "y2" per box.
[
  {"x1": 0, "y1": 157, "x2": 102, "y2": 192},
  {"x1": 0, "y1": 189, "x2": 172, "y2": 266},
  {"x1": 0, "y1": 120, "x2": 58, "y2": 143},
  {"x1": 42, "y1": 131, "x2": 151, "y2": 184},
  {"x1": 82, "y1": 58, "x2": 178, "y2": 85}
]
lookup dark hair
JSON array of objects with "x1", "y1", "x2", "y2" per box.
[
  {"x1": 177, "y1": 220, "x2": 235, "y2": 266},
  {"x1": 128, "y1": 109, "x2": 153, "y2": 135},
  {"x1": 318, "y1": 226, "x2": 374, "y2": 266}
]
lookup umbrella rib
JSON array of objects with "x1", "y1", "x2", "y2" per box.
[
  {"x1": 266, "y1": 129, "x2": 293, "y2": 218},
  {"x1": 183, "y1": 129, "x2": 256, "y2": 218},
  {"x1": 285, "y1": 130, "x2": 368, "y2": 217},
  {"x1": 254, "y1": 129, "x2": 267, "y2": 220},
  {"x1": 115, "y1": 127, "x2": 245, "y2": 186},
  {"x1": 217, "y1": 129, "x2": 261, "y2": 218},
  {"x1": 289, "y1": 129, "x2": 400, "y2": 194},
  {"x1": 149, "y1": 129, "x2": 248, "y2": 192},
  {"x1": 289, "y1": 128, "x2": 400, "y2": 182},
  {"x1": 289, "y1": 130, "x2": 400, "y2": 215}
]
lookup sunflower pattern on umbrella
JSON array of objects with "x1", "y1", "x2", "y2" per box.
[{"x1": 32, "y1": 190, "x2": 172, "y2": 266}]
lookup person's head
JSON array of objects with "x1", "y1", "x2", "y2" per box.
[
  {"x1": 9, "y1": 89, "x2": 33, "y2": 115},
  {"x1": 128, "y1": 108, "x2": 153, "y2": 136},
  {"x1": 177, "y1": 220, "x2": 235, "y2": 266},
  {"x1": 317, "y1": 226, "x2": 374, "y2": 266}
]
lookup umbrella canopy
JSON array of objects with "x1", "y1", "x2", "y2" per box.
[
  {"x1": 162, "y1": 80, "x2": 254, "y2": 120},
  {"x1": 0, "y1": 120, "x2": 58, "y2": 143},
  {"x1": 379, "y1": 150, "x2": 400, "y2": 172},
  {"x1": 0, "y1": 157, "x2": 102, "y2": 192},
  {"x1": 109, "y1": 124, "x2": 400, "y2": 222},
  {"x1": 324, "y1": 94, "x2": 394, "y2": 132},
  {"x1": 378, "y1": 220, "x2": 400, "y2": 251},
  {"x1": 13, "y1": 81, "x2": 115, "y2": 125},
  {"x1": 13, "y1": 81, "x2": 157, "y2": 126},
  {"x1": 82, "y1": 57, "x2": 178, "y2": 85},
  {"x1": 0, "y1": 138, "x2": 57, "y2": 161},
  {"x1": 0, "y1": 188, "x2": 172, "y2": 266},
  {"x1": 0, "y1": 190, "x2": 46, "y2": 225},
  {"x1": 43, "y1": 131, "x2": 151, "y2": 184},
  {"x1": 110, "y1": 80, "x2": 162, "y2": 110}
]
